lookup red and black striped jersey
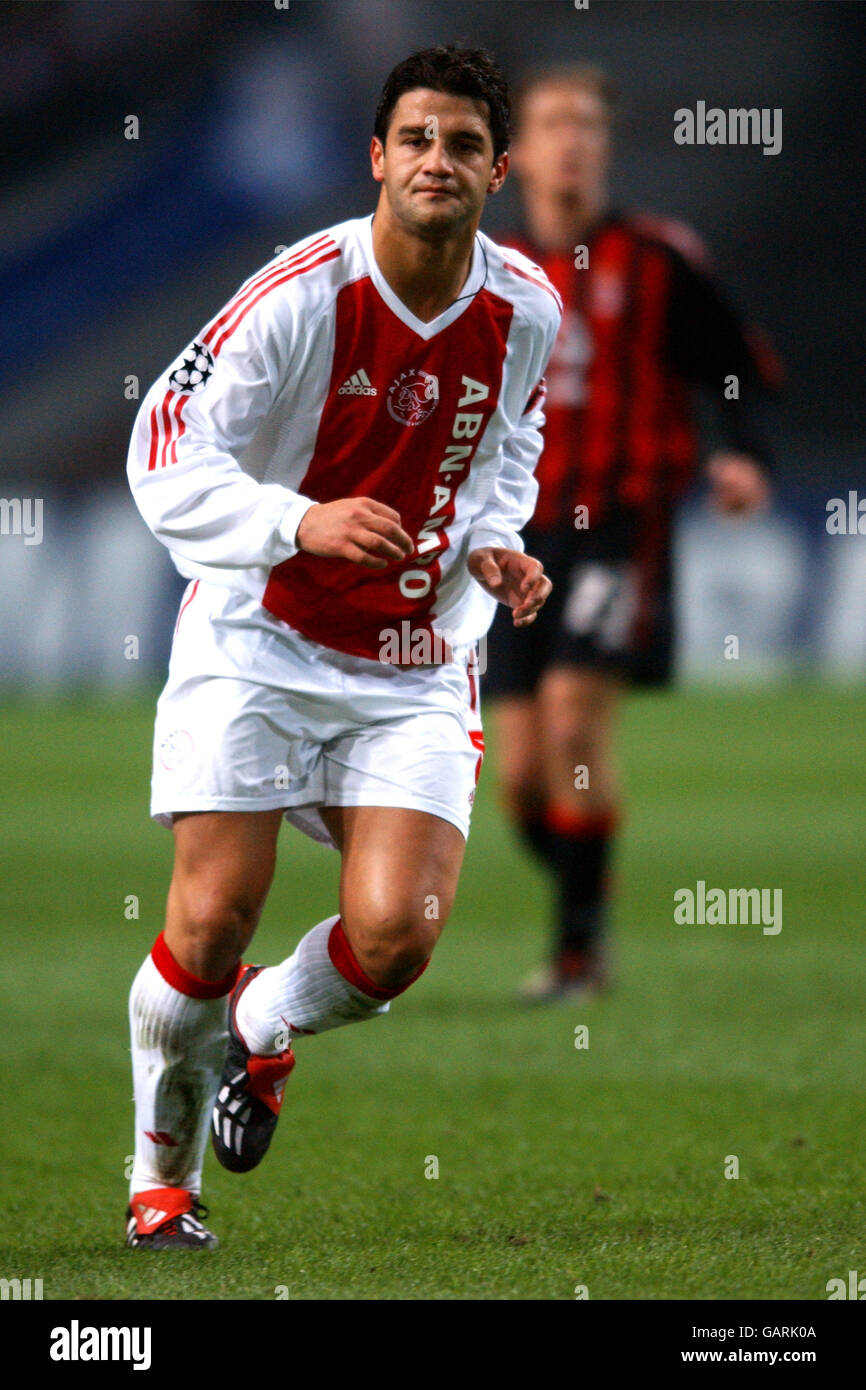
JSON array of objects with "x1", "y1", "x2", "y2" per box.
[{"x1": 504, "y1": 211, "x2": 781, "y2": 531}]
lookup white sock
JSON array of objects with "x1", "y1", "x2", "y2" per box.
[
  {"x1": 235, "y1": 914, "x2": 404, "y2": 1056},
  {"x1": 128, "y1": 936, "x2": 239, "y2": 1199}
]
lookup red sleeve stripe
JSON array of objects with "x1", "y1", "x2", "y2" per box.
[
  {"x1": 168, "y1": 392, "x2": 187, "y2": 465},
  {"x1": 145, "y1": 387, "x2": 182, "y2": 472},
  {"x1": 201, "y1": 234, "x2": 334, "y2": 341},
  {"x1": 150, "y1": 389, "x2": 187, "y2": 471},
  {"x1": 503, "y1": 259, "x2": 563, "y2": 313},
  {"x1": 524, "y1": 377, "x2": 546, "y2": 415},
  {"x1": 146, "y1": 241, "x2": 341, "y2": 470},
  {"x1": 208, "y1": 247, "x2": 341, "y2": 358},
  {"x1": 147, "y1": 400, "x2": 161, "y2": 472},
  {"x1": 158, "y1": 389, "x2": 177, "y2": 470},
  {"x1": 201, "y1": 234, "x2": 337, "y2": 349},
  {"x1": 626, "y1": 248, "x2": 668, "y2": 482},
  {"x1": 147, "y1": 394, "x2": 169, "y2": 471},
  {"x1": 173, "y1": 578, "x2": 200, "y2": 634}
]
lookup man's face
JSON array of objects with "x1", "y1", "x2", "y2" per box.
[
  {"x1": 512, "y1": 82, "x2": 611, "y2": 203},
  {"x1": 371, "y1": 88, "x2": 508, "y2": 239}
]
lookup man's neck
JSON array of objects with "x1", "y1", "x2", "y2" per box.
[
  {"x1": 371, "y1": 200, "x2": 478, "y2": 323},
  {"x1": 522, "y1": 191, "x2": 609, "y2": 254}
]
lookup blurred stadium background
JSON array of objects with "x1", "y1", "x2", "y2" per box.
[
  {"x1": 1, "y1": 0, "x2": 864, "y2": 688},
  {"x1": 2, "y1": 1, "x2": 865, "y2": 1303}
]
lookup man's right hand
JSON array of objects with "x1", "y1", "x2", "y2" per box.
[{"x1": 296, "y1": 498, "x2": 414, "y2": 570}]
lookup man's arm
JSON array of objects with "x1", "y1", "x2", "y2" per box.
[
  {"x1": 128, "y1": 273, "x2": 411, "y2": 572},
  {"x1": 127, "y1": 286, "x2": 315, "y2": 570},
  {"x1": 465, "y1": 374, "x2": 553, "y2": 626},
  {"x1": 665, "y1": 244, "x2": 782, "y2": 514}
]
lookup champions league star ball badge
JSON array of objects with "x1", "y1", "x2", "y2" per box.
[
  {"x1": 386, "y1": 371, "x2": 439, "y2": 426},
  {"x1": 169, "y1": 342, "x2": 215, "y2": 394}
]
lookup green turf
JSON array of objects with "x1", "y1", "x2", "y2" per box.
[{"x1": 1, "y1": 684, "x2": 864, "y2": 1299}]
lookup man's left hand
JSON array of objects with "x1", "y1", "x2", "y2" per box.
[
  {"x1": 707, "y1": 452, "x2": 772, "y2": 515},
  {"x1": 468, "y1": 546, "x2": 552, "y2": 627}
]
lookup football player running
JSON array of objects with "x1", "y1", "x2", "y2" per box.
[{"x1": 124, "y1": 45, "x2": 560, "y2": 1249}]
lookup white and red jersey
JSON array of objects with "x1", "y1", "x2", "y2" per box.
[{"x1": 128, "y1": 214, "x2": 561, "y2": 661}]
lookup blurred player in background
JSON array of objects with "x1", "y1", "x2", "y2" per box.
[{"x1": 485, "y1": 64, "x2": 781, "y2": 1002}]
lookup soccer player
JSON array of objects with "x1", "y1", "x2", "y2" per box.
[
  {"x1": 124, "y1": 45, "x2": 561, "y2": 1249},
  {"x1": 484, "y1": 64, "x2": 780, "y2": 1002}
]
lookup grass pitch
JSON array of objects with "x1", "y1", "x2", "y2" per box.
[{"x1": 1, "y1": 684, "x2": 864, "y2": 1300}]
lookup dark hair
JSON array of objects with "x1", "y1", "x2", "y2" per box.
[
  {"x1": 513, "y1": 62, "x2": 620, "y2": 131},
  {"x1": 374, "y1": 44, "x2": 511, "y2": 160}
]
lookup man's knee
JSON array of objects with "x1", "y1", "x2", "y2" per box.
[
  {"x1": 500, "y1": 774, "x2": 545, "y2": 825},
  {"x1": 495, "y1": 739, "x2": 547, "y2": 825},
  {"x1": 165, "y1": 869, "x2": 271, "y2": 979},
  {"x1": 173, "y1": 882, "x2": 264, "y2": 953},
  {"x1": 166, "y1": 811, "x2": 281, "y2": 975},
  {"x1": 343, "y1": 895, "x2": 447, "y2": 989},
  {"x1": 540, "y1": 672, "x2": 614, "y2": 760}
]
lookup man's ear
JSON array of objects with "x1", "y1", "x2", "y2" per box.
[
  {"x1": 370, "y1": 134, "x2": 385, "y2": 184},
  {"x1": 488, "y1": 150, "x2": 509, "y2": 195}
]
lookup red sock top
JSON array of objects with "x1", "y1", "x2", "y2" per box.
[
  {"x1": 544, "y1": 802, "x2": 620, "y2": 839},
  {"x1": 327, "y1": 919, "x2": 428, "y2": 1000},
  {"x1": 151, "y1": 931, "x2": 242, "y2": 1000}
]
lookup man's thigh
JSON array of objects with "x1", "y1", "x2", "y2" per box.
[
  {"x1": 170, "y1": 809, "x2": 285, "y2": 894},
  {"x1": 320, "y1": 805, "x2": 466, "y2": 945},
  {"x1": 537, "y1": 664, "x2": 623, "y2": 724}
]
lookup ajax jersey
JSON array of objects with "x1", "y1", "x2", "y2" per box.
[{"x1": 128, "y1": 215, "x2": 561, "y2": 661}]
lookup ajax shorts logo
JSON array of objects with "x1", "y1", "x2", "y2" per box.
[
  {"x1": 387, "y1": 371, "x2": 439, "y2": 426},
  {"x1": 169, "y1": 342, "x2": 215, "y2": 394},
  {"x1": 159, "y1": 729, "x2": 194, "y2": 771}
]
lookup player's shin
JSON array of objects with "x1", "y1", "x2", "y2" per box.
[
  {"x1": 234, "y1": 913, "x2": 427, "y2": 1054},
  {"x1": 128, "y1": 933, "x2": 241, "y2": 1198},
  {"x1": 544, "y1": 803, "x2": 619, "y2": 976},
  {"x1": 515, "y1": 805, "x2": 554, "y2": 864}
]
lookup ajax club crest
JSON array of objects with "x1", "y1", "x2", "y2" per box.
[
  {"x1": 159, "y1": 728, "x2": 194, "y2": 771},
  {"x1": 386, "y1": 371, "x2": 439, "y2": 426}
]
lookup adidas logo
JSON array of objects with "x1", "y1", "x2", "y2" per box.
[
  {"x1": 135, "y1": 1202, "x2": 168, "y2": 1228},
  {"x1": 143, "y1": 1129, "x2": 178, "y2": 1147},
  {"x1": 338, "y1": 368, "x2": 377, "y2": 396}
]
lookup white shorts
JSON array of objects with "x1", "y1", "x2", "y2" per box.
[{"x1": 151, "y1": 580, "x2": 485, "y2": 848}]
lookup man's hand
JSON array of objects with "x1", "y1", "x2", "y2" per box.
[
  {"x1": 296, "y1": 498, "x2": 414, "y2": 569},
  {"x1": 468, "y1": 546, "x2": 552, "y2": 627},
  {"x1": 706, "y1": 452, "x2": 772, "y2": 516}
]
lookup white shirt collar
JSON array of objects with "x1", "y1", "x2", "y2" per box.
[{"x1": 359, "y1": 213, "x2": 487, "y2": 340}]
